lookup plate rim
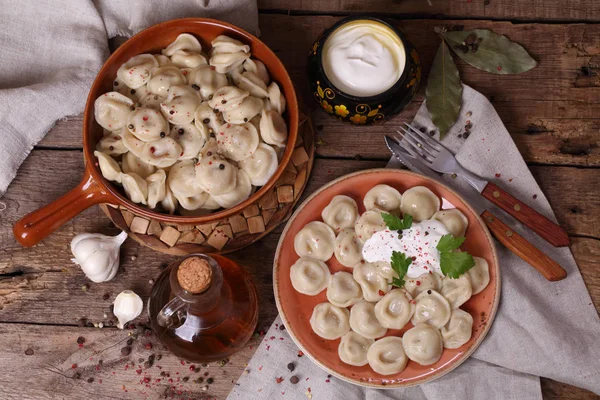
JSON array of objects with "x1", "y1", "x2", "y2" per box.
[{"x1": 273, "y1": 168, "x2": 501, "y2": 388}]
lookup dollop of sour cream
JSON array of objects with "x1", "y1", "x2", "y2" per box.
[
  {"x1": 322, "y1": 20, "x2": 406, "y2": 97},
  {"x1": 362, "y1": 219, "x2": 450, "y2": 278}
]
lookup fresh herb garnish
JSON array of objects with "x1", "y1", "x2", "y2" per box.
[
  {"x1": 436, "y1": 234, "x2": 475, "y2": 278},
  {"x1": 381, "y1": 213, "x2": 413, "y2": 231},
  {"x1": 390, "y1": 251, "x2": 412, "y2": 288}
]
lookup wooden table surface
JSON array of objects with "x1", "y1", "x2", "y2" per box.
[{"x1": 1, "y1": 1, "x2": 599, "y2": 399}]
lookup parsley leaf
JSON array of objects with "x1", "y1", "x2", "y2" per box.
[
  {"x1": 390, "y1": 251, "x2": 412, "y2": 288},
  {"x1": 381, "y1": 213, "x2": 413, "y2": 231},
  {"x1": 436, "y1": 234, "x2": 466, "y2": 253},
  {"x1": 440, "y1": 251, "x2": 476, "y2": 278}
]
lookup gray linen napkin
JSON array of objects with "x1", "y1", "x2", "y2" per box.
[
  {"x1": 228, "y1": 85, "x2": 600, "y2": 399},
  {"x1": 0, "y1": 0, "x2": 258, "y2": 195}
]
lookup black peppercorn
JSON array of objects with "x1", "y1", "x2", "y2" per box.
[
  {"x1": 128, "y1": 124, "x2": 134, "y2": 130},
  {"x1": 191, "y1": 84, "x2": 200, "y2": 90},
  {"x1": 113, "y1": 81, "x2": 119, "y2": 86},
  {"x1": 207, "y1": 377, "x2": 214, "y2": 384},
  {"x1": 169, "y1": 110, "x2": 175, "y2": 115},
  {"x1": 130, "y1": 105, "x2": 135, "y2": 111},
  {"x1": 219, "y1": 164, "x2": 225, "y2": 170},
  {"x1": 203, "y1": 118, "x2": 210, "y2": 124},
  {"x1": 287, "y1": 362, "x2": 295, "y2": 372},
  {"x1": 243, "y1": 118, "x2": 248, "y2": 122},
  {"x1": 221, "y1": 99, "x2": 227, "y2": 104},
  {"x1": 160, "y1": 132, "x2": 165, "y2": 138},
  {"x1": 130, "y1": 89, "x2": 136, "y2": 95},
  {"x1": 178, "y1": 128, "x2": 184, "y2": 135}
]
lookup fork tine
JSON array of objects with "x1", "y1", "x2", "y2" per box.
[
  {"x1": 398, "y1": 125, "x2": 438, "y2": 157},
  {"x1": 404, "y1": 122, "x2": 442, "y2": 151},
  {"x1": 394, "y1": 131, "x2": 433, "y2": 163},
  {"x1": 396, "y1": 128, "x2": 435, "y2": 162}
]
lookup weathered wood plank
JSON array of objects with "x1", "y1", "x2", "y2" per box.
[{"x1": 259, "y1": 0, "x2": 600, "y2": 22}]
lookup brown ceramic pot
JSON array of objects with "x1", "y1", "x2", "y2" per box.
[{"x1": 13, "y1": 18, "x2": 299, "y2": 247}]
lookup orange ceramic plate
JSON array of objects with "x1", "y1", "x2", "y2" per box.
[{"x1": 273, "y1": 169, "x2": 500, "y2": 388}]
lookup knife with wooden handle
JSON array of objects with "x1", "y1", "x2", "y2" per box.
[{"x1": 385, "y1": 135, "x2": 567, "y2": 281}]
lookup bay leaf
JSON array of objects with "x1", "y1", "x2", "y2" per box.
[
  {"x1": 426, "y1": 40, "x2": 462, "y2": 138},
  {"x1": 441, "y1": 29, "x2": 537, "y2": 74}
]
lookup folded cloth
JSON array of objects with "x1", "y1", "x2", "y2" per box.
[
  {"x1": 0, "y1": 0, "x2": 258, "y2": 195},
  {"x1": 228, "y1": 85, "x2": 600, "y2": 399}
]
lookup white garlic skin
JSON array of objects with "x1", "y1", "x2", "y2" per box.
[
  {"x1": 70, "y1": 231, "x2": 128, "y2": 283},
  {"x1": 113, "y1": 290, "x2": 144, "y2": 329}
]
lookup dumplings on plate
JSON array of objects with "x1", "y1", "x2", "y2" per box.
[
  {"x1": 326, "y1": 271, "x2": 362, "y2": 307},
  {"x1": 411, "y1": 289, "x2": 451, "y2": 328},
  {"x1": 353, "y1": 262, "x2": 389, "y2": 302},
  {"x1": 400, "y1": 186, "x2": 440, "y2": 221},
  {"x1": 441, "y1": 308, "x2": 473, "y2": 349},
  {"x1": 333, "y1": 228, "x2": 363, "y2": 268},
  {"x1": 433, "y1": 209, "x2": 469, "y2": 238},
  {"x1": 321, "y1": 195, "x2": 359, "y2": 232},
  {"x1": 468, "y1": 257, "x2": 490, "y2": 295},
  {"x1": 338, "y1": 331, "x2": 374, "y2": 367},
  {"x1": 440, "y1": 274, "x2": 473, "y2": 309},
  {"x1": 374, "y1": 289, "x2": 415, "y2": 329},
  {"x1": 367, "y1": 337, "x2": 408, "y2": 375},
  {"x1": 363, "y1": 184, "x2": 402, "y2": 214},
  {"x1": 349, "y1": 300, "x2": 387, "y2": 339},
  {"x1": 310, "y1": 302, "x2": 350, "y2": 340},
  {"x1": 355, "y1": 210, "x2": 386, "y2": 242},
  {"x1": 402, "y1": 323, "x2": 444, "y2": 365},
  {"x1": 290, "y1": 257, "x2": 330, "y2": 295},
  {"x1": 294, "y1": 221, "x2": 336, "y2": 261}
]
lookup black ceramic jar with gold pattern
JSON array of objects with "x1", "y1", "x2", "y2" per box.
[{"x1": 308, "y1": 16, "x2": 420, "y2": 124}]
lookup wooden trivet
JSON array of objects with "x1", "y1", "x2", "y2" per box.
[{"x1": 100, "y1": 110, "x2": 314, "y2": 255}]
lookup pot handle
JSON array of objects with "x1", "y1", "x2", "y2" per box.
[{"x1": 13, "y1": 170, "x2": 111, "y2": 247}]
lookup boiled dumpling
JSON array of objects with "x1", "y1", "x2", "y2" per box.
[
  {"x1": 363, "y1": 184, "x2": 402, "y2": 214},
  {"x1": 120, "y1": 172, "x2": 148, "y2": 205},
  {"x1": 243, "y1": 58, "x2": 270, "y2": 85},
  {"x1": 367, "y1": 337, "x2": 408, "y2": 375},
  {"x1": 374, "y1": 261, "x2": 397, "y2": 281},
  {"x1": 187, "y1": 65, "x2": 228, "y2": 100},
  {"x1": 127, "y1": 107, "x2": 169, "y2": 142},
  {"x1": 176, "y1": 192, "x2": 209, "y2": 211},
  {"x1": 349, "y1": 300, "x2": 387, "y2": 339},
  {"x1": 404, "y1": 272, "x2": 443, "y2": 298},
  {"x1": 167, "y1": 160, "x2": 199, "y2": 198},
  {"x1": 161, "y1": 85, "x2": 201, "y2": 125},
  {"x1": 216, "y1": 122, "x2": 259, "y2": 161},
  {"x1": 145, "y1": 169, "x2": 166, "y2": 209},
  {"x1": 116, "y1": 54, "x2": 158, "y2": 89},
  {"x1": 353, "y1": 262, "x2": 390, "y2": 302},
  {"x1": 259, "y1": 109, "x2": 287, "y2": 147},
  {"x1": 266, "y1": 82, "x2": 286, "y2": 114},
  {"x1": 96, "y1": 130, "x2": 128, "y2": 156},
  {"x1": 94, "y1": 151, "x2": 122, "y2": 183},
  {"x1": 355, "y1": 210, "x2": 386, "y2": 242},
  {"x1": 210, "y1": 52, "x2": 251, "y2": 74},
  {"x1": 161, "y1": 185, "x2": 178, "y2": 214},
  {"x1": 232, "y1": 71, "x2": 269, "y2": 98},
  {"x1": 411, "y1": 289, "x2": 451, "y2": 328},
  {"x1": 400, "y1": 186, "x2": 441, "y2": 221},
  {"x1": 290, "y1": 257, "x2": 330, "y2": 296},
  {"x1": 94, "y1": 92, "x2": 134, "y2": 131},
  {"x1": 294, "y1": 221, "x2": 335, "y2": 261},
  {"x1": 402, "y1": 323, "x2": 443, "y2": 366},
  {"x1": 468, "y1": 257, "x2": 490, "y2": 295},
  {"x1": 169, "y1": 123, "x2": 207, "y2": 159},
  {"x1": 163, "y1": 33, "x2": 202, "y2": 56},
  {"x1": 222, "y1": 96, "x2": 263, "y2": 124},
  {"x1": 310, "y1": 302, "x2": 350, "y2": 340},
  {"x1": 211, "y1": 35, "x2": 250, "y2": 54},
  {"x1": 147, "y1": 66, "x2": 186, "y2": 97},
  {"x1": 441, "y1": 308, "x2": 473, "y2": 349},
  {"x1": 333, "y1": 228, "x2": 363, "y2": 268},
  {"x1": 153, "y1": 54, "x2": 172, "y2": 67},
  {"x1": 170, "y1": 50, "x2": 207, "y2": 69},
  {"x1": 338, "y1": 331, "x2": 374, "y2": 367},
  {"x1": 238, "y1": 143, "x2": 278, "y2": 186},
  {"x1": 321, "y1": 195, "x2": 359, "y2": 232},
  {"x1": 211, "y1": 169, "x2": 252, "y2": 208},
  {"x1": 121, "y1": 151, "x2": 156, "y2": 179},
  {"x1": 194, "y1": 101, "x2": 225, "y2": 134},
  {"x1": 138, "y1": 137, "x2": 182, "y2": 168},
  {"x1": 138, "y1": 93, "x2": 165, "y2": 110},
  {"x1": 374, "y1": 289, "x2": 415, "y2": 329},
  {"x1": 433, "y1": 209, "x2": 469, "y2": 238},
  {"x1": 440, "y1": 274, "x2": 473, "y2": 309},
  {"x1": 326, "y1": 271, "x2": 362, "y2": 307},
  {"x1": 208, "y1": 86, "x2": 249, "y2": 112},
  {"x1": 194, "y1": 155, "x2": 237, "y2": 195}
]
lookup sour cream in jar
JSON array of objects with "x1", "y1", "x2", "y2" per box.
[{"x1": 321, "y1": 20, "x2": 406, "y2": 97}]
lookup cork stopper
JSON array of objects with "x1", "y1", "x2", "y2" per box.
[{"x1": 177, "y1": 257, "x2": 212, "y2": 294}]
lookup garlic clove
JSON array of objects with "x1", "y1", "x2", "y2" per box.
[
  {"x1": 113, "y1": 290, "x2": 144, "y2": 329},
  {"x1": 71, "y1": 231, "x2": 128, "y2": 283}
]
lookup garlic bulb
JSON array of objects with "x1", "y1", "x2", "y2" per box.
[
  {"x1": 70, "y1": 231, "x2": 128, "y2": 283},
  {"x1": 113, "y1": 290, "x2": 144, "y2": 329}
]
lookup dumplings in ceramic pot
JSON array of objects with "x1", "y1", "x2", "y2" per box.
[
  {"x1": 96, "y1": 130, "x2": 128, "y2": 156},
  {"x1": 153, "y1": 54, "x2": 172, "y2": 67},
  {"x1": 121, "y1": 153, "x2": 155, "y2": 180},
  {"x1": 161, "y1": 85, "x2": 201, "y2": 125},
  {"x1": 266, "y1": 82, "x2": 286, "y2": 114},
  {"x1": 211, "y1": 169, "x2": 252, "y2": 208},
  {"x1": 402, "y1": 323, "x2": 443, "y2": 366},
  {"x1": 167, "y1": 160, "x2": 199, "y2": 198},
  {"x1": 310, "y1": 302, "x2": 350, "y2": 340},
  {"x1": 138, "y1": 137, "x2": 182, "y2": 168},
  {"x1": 259, "y1": 109, "x2": 288, "y2": 147},
  {"x1": 163, "y1": 34, "x2": 202, "y2": 56},
  {"x1": 94, "y1": 151, "x2": 122, "y2": 183},
  {"x1": 349, "y1": 300, "x2": 387, "y2": 339},
  {"x1": 222, "y1": 96, "x2": 263, "y2": 124},
  {"x1": 169, "y1": 123, "x2": 207, "y2": 159},
  {"x1": 338, "y1": 331, "x2": 374, "y2": 367},
  {"x1": 216, "y1": 122, "x2": 260, "y2": 161},
  {"x1": 322, "y1": 195, "x2": 359, "y2": 232},
  {"x1": 333, "y1": 228, "x2": 363, "y2": 268},
  {"x1": 187, "y1": 65, "x2": 228, "y2": 100},
  {"x1": 353, "y1": 262, "x2": 389, "y2": 302},
  {"x1": 194, "y1": 101, "x2": 225, "y2": 134},
  {"x1": 467, "y1": 257, "x2": 490, "y2": 295},
  {"x1": 440, "y1": 274, "x2": 473, "y2": 309},
  {"x1": 127, "y1": 107, "x2": 169, "y2": 142},
  {"x1": 208, "y1": 86, "x2": 250, "y2": 112},
  {"x1": 374, "y1": 289, "x2": 415, "y2": 329},
  {"x1": 367, "y1": 337, "x2": 408, "y2": 375},
  {"x1": 243, "y1": 58, "x2": 270, "y2": 85},
  {"x1": 176, "y1": 192, "x2": 209, "y2": 211},
  {"x1": 147, "y1": 67, "x2": 186, "y2": 97},
  {"x1": 404, "y1": 272, "x2": 443, "y2": 298},
  {"x1": 433, "y1": 209, "x2": 469, "y2": 238},
  {"x1": 294, "y1": 221, "x2": 335, "y2": 262},
  {"x1": 441, "y1": 308, "x2": 473, "y2": 349},
  {"x1": 210, "y1": 51, "x2": 251, "y2": 74},
  {"x1": 211, "y1": 35, "x2": 250, "y2": 55},
  {"x1": 138, "y1": 93, "x2": 165, "y2": 110},
  {"x1": 94, "y1": 92, "x2": 134, "y2": 131},
  {"x1": 400, "y1": 186, "x2": 441, "y2": 221},
  {"x1": 194, "y1": 154, "x2": 237, "y2": 195},
  {"x1": 326, "y1": 271, "x2": 362, "y2": 308},
  {"x1": 238, "y1": 143, "x2": 278, "y2": 186},
  {"x1": 145, "y1": 169, "x2": 167, "y2": 209},
  {"x1": 120, "y1": 172, "x2": 148, "y2": 205},
  {"x1": 117, "y1": 54, "x2": 158, "y2": 89},
  {"x1": 170, "y1": 50, "x2": 208, "y2": 69},
  {"x1": 232, "y1": 71, "x2": 269, "y2": 98},
  {"x1": 363, "y1": 184, "x2": 402, "y2": 214},
  {"x1": 355, "y1": 210, "x2": 386, "y2": 242},
  {"x1": 290, "y1": 257, "x2": 330, "y2": 296},
  {"x1": 161, "y1": 183, "x2": 179, "y2": 214},
  {"x1": 411, "y1": 289, "x2": 451, "y2": 328}
]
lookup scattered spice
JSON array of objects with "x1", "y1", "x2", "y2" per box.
[
  {"x1": 298, "y1": 350, "x2": 304, "y2": 357},
  {"x1": 102, "y1": 293, "x2": 110, "y2": 301},
  {"x1": 169, "y1": 110, "x2": 175, "y2": 115},
  {"x1": 24, "y1": 348, "x2": 34, "y2": 356},
  {"x1": 279, "y1": 325, "x2": 286, "y2": 331},
  {"x1": 275, "y1": 377, "x2": 284, "y2": 384},
  {"x1": 183, "y1": 376, "x2": 189, "y2": 382},
  {"x1": 290, "y1": 376, "x2": 299, "y2": 384},
  {"x1": 81, "y1": 284, "x2": 89, "y2": 292},
  {"x1": 120, "y1": 346, "x2": 131, "y2": 356},
  {"x1": 219, "y1": 164, "x2": 225, "y2": 170},
  {"x1": 191, "y1": 84, "x2": 200, "y2": 90},
  {"x1": 533, "y1": 194, "x2": 538, "y2": 199},
  {"x1": 207, "y1": 377, "x2": 214, "y2": 384},
  {"x1": 160, "y1": 132, "x2": 166, "y2": 138},
  {"x1": 87, "y1": 377, "x2": 94, "y2": 383},
  {"x1": 77, "y1": 336, "x2": 85, "y2": 345},
  {"x1": 463, "y1": 132, "x2": 470, "y2": 139},
  {"x1": 218, "y1": 358, "x2": 229, "y2": 366},
  {"x1": 287, "y1": 362, "x2": 295, "y2": 372},
  {"x1": 145, "y1": 343, "x2": 153, "y2": 351}
]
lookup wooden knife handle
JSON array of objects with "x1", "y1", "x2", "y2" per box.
[
  {"x1": 481, "y1": 182, "x2": 570, "y2": 247},
  {"x1": 481, "y1": 210, "x2": 567, "y2": 281}
]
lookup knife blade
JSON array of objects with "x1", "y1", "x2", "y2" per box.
[{"x1": 384, "y1": 135, "x2": 567, "y2": 282}]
